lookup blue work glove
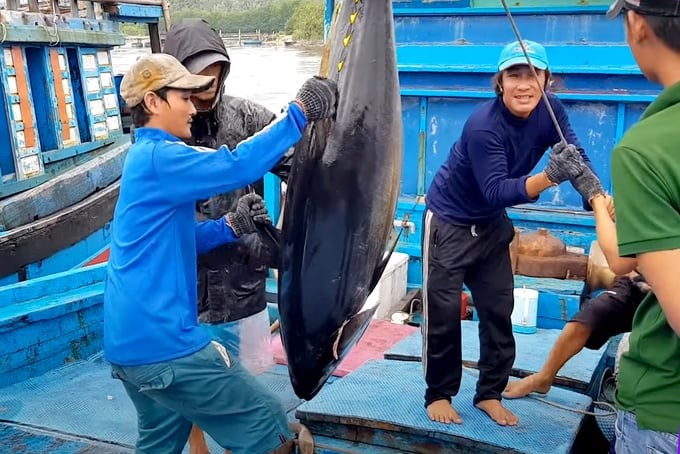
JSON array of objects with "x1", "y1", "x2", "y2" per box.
[
  {"x1": 544, "y1": 143, "x2": 586, "y2": 184},
  {"x1": 294, "y1": 76, "x2": 338, "y2": 122},
  {"x1": 226, "y1": 193, "x2": 269, "y2": 237}
]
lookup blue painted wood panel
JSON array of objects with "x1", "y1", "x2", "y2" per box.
[{"x1": 0, "y1": 262, "x2": 106, "y2": 306}]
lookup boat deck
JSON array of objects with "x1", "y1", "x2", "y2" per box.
[
  {"x1": 385, "y1": 320, "x2": 608, "y2": 394},
  {"x1": 0, "y1": 319, "x2": 615, "y2": 453}
]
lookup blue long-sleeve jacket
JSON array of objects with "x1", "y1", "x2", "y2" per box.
[
  {"x1": 104, "y1": 102, "x2": 307, "y2": 366},
  {"x1": 426, "y1": 94, "x2": 593, "y2": 224}
]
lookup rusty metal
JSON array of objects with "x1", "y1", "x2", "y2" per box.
[
  {"x1": 517, "y1": 227, "x2": 565, "y2": 256},
  {"x1": 516, "y1": 254, "x2": 588, "y2": 280},
  {"x1": 510, "y1": 229, "x2": 618, "y2": 286},
  {"x1": 510, "y1": 228, "x2": 587, "y2": 280}
]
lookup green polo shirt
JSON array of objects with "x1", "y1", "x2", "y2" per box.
[{"x1": 611, "y1": 81, "x2": 680, "y2": 434}]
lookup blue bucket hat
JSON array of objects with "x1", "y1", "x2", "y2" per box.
[{"x1": 497, "y1": 40, "x2": 549, "y2": 72}]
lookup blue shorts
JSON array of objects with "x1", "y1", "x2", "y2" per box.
[{"x1": 111, "y1": 341, "x2": 291, "y2": 454}]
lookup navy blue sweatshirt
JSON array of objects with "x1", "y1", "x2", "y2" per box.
[{"x1": 426, "y1": 93, "x2": 593, "y2": 224}]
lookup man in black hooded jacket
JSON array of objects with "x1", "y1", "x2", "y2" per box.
[
  {"x1": 163, "y1": 19, "x2": 299, "y2": 454},
  {"x1": 164, "y1": 19, "x2": 290, "y2": 330}
]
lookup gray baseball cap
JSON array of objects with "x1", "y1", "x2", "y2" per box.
[{"x1": 184, "y1": 51, "x2": 230, "y2": 74}]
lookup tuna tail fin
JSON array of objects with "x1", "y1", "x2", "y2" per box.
[{"x1": 367, "y1": 228, "x2": 402, "y2": 295}]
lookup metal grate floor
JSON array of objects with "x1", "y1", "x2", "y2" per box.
[
  {"x1": 296, "y1": 359, "x2": 593, "y2": 454},
  {"x1": 0, "y1": 353, "x2": 300, "y2": 453}
]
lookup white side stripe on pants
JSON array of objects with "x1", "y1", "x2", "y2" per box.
[{"x1": 421, "y1": 209, "x2": 434, "y2": 379}]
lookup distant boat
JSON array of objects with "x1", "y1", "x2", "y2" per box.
[
  {"x1": 0, "y1": 0, "x2": 165, "y2": 287},
  {"x1": 241, "y1": 39, "x2": 263, "y2": 46}
]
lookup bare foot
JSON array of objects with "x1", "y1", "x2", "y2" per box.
[
  {"x1": 475, "y1": 399, "x2": 518, "y2": 426},
  {"x1": 426, "y1": 399, "x2": 463, "y2": 424},
  {"x1": 502, "y1": 374, "x2": 551, "y2": 399}
]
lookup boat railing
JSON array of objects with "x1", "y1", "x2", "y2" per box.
[{"x1": 1, "y1": 0, "x2": 169, "y2": 22}]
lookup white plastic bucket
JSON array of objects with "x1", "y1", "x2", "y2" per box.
[{"x1": 511, "y1": 288, "x2": 538, "y2": 334}]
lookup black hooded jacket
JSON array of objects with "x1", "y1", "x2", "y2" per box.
[{"x1": 164, "y1": 19, "x2": 293, "y2": 324}]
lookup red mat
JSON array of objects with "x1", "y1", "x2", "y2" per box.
[{"x1": 271, "y1": 319, "x2": 418, "y2": 377}]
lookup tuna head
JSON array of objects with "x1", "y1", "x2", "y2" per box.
[{"x1": 278, "y1": 0, "x2": 403, "y2": 400}]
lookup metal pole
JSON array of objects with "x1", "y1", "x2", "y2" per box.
[
  {"x1": 499, "y1": 0, "x2": 566, "y2": 145},
  {"x1": 160, "y1": 0, "x2": 171, "y2": 32},
  {"x1": 324, "y1": 0, "x2": 334, "y2": 42},
  {"x1": 148, "y1": 23, "x2": 162, "y2": 53}
]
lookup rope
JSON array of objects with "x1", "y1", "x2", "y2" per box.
[
  {"x1": 461, "y1": 366, "x2": 617, "y2": 417},
  {"x1": 47, "y1": 20, "x2": 60, "y2": 46},
  {"x1": 39, "y1": 21, "x2": 60, "y2": 46},
  {"x1": 529, "y1": 395, "x2": 617, "y2": 417}
]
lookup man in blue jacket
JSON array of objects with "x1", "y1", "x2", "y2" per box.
[{"x1": 105, "y1": 52, "x2": 337, "y2": 454}]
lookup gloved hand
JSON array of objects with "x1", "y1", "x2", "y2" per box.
[
  {"x1": 251, "y1": 200, "x2": 272, "y2": 225},
  {"x1": 226, "y1": 193, "x2": 269, "y2": 237},
  {"x1": 295, "y1": 76, "x2": 338, "y2": 122},
  {"x1": 544, "y1": 143, "x2": 586, "y2": 184},
  {"x1": 570, "y1": 165, "x2": 605, "y2": 202}
]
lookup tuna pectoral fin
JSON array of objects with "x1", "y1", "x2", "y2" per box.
[
  {"x1": 331, "y1": 305, "x2": 377, "y2": 360},
  {"x1": 367, "y1": 229, "x2": 403, "y2": 294}
]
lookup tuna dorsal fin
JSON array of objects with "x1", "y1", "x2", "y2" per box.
[{"x1": 367, "y1": 229, "x2": 402, "y2": 294}]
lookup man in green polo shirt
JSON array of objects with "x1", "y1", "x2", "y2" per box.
[{"x1": 606, "y1": 1, "x2": 680, "y2": 452}]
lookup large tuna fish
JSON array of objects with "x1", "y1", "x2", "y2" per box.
[{"x1": 278, "y1": 0, "x2": 403, "y2": 400}]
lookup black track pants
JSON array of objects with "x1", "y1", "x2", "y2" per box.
[{"x1": 421, "y1": 210, "x2": 516, "y2": 406}]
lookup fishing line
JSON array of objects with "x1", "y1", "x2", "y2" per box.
[{"x1": 499, "y1": 0, "x2": 566, "y2": 145}]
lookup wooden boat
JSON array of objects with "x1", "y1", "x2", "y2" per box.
[
  {"x1": 0, "y1": 0, "x2": 661, "y2": 452},
  {"x1": 0, "y1": 0, "x2": 168, "y2": 287}
]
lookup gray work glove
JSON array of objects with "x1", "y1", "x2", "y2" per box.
[
  {"x1": 226, "y1": 193, "x2": 269, "y2": 237},
  {"x1": 544, "y1": 143, "x2": 586, "y2": 184},
  {"x1": 295, "y1": 76, "x2": 338, "y2": 122},
  {"x1": 570, "y1": 165, "x2": 605, "y2": 202},
  {"x1": 251, "y1": 201, "x2": 272, "y2": 225}
]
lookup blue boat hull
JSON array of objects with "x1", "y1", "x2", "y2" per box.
[{"x1": 0, "y1": 139, "x2": 127, "y2": 285}]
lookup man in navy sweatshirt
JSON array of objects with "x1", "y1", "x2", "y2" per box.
[
  {"x1": 104, "y1": 53, "x2": 337, "y2": 454},
  {"x1": 422, "y1": 40, "x2": 605, "y2": 427}
]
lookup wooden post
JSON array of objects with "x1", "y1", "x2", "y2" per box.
[
  {"x1": 70, "y1": 0, "x2": 79, "y2": 17},
  {"x1": 160, "y1": 0, "x2": 171, "y2": 32},
  {"x1": 85, "y1": 1, "x2": 95, "y2": 19},
  {"x1": 148, "y1": 23, "x2": 161, "y2": 53}
]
